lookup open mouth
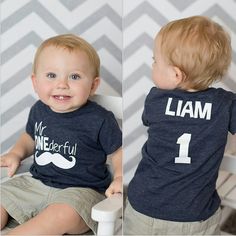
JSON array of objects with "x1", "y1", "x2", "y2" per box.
[{"x1": 53, "y1": 95, "x2": 71, "y2": 101}]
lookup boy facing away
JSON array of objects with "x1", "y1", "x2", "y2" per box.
[
  {"x1": 124, "y1": 16, "x2": 236, "y2": 235},
  {"x1": 0, "y1": 34, "x2": 122, "y2": 235}
]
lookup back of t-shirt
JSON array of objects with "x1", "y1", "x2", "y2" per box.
[{"x1": 128, "y1": 87, "x2": 236, "y2": 222}]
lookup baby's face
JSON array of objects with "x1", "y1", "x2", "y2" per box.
[
  {"x1": 31, "y1": 46, "x2": 99, "y2": 113},
  {"x1": 152, "y1": 36, "x2": 180, "y2": 90}
]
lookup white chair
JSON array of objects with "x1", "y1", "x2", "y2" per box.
[
  {"x1": 216, "y1": 135, "x2": 236, "y2": 234},
  {"x1": 1, "y1": 94, "x2": 123, "y2": 236},
  {"x1": 91, "y1": 94, "x2": 123, "y2": 236},
  {"x1": 217, "y1": 154, "x2": 236, "y2": 209}
]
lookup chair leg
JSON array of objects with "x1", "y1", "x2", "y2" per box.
[{"x1": 97, "y1": 221, "x2": 115, "y2": 236}]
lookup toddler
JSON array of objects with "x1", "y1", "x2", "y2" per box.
[
  {"x1": 124, "y1": 16, "x2": 235, "y2": 235},
  {"x1": 0, "y1": 34, "x2": 122, "y2": 235}
]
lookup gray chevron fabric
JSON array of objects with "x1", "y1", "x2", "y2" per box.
[
  {"x1": 0, "y1": 0, "x2": 122, "y2": 153},
  {"x1": 123, "y1": 0, "x2": 236, "y2": 184},
  {"x1": 1, "y1": 0, "x2": 236, "y2": 184}
]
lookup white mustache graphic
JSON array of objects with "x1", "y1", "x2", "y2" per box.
[{"x1": 35, "y1": 151, "x2": 76, "y2": 169}]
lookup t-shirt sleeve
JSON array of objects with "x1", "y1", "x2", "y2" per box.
[
  {"x1": 26, "y1": 106, "x2": 35, "y2": 139},
  {"x1": 98, "y1": 112, "x2": 122, "y2": 155},
  {"x1": 142, "y1": 106, "x2": 149, "y2": 126},
  {"x1": 142, "y1": 87, "x2": 157, "y2": 127},
  {"x1": 229, "y1": 96, "x2": 236, "y2": 134}
]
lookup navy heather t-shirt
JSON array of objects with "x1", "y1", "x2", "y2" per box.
[
  {"x1": 26, "y1": 100, "x2": 122, "y2": 192},
  {"x1": 128, "y1": 87, "x2": 236, "y2": 222}
]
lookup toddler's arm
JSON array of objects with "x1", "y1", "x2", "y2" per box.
[
  {"x1": 225, "y1": 133, "x2": 236, "y2": 155},
  {"x1": 105, "y1": 147, "x2": 122, "y2": 197},
  {"x1": 0, "y1": 132, "x2": 34, "y2": 177}
]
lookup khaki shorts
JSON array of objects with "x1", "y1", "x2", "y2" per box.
[
  {"x1": 124, "y1": 200, "x2": 221, "y2": 235},
  {"x1": 1, "y1": 174, "x2": 105, "y2": 234}
]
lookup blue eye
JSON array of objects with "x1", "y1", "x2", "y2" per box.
[
  {"x1": 46, "y1": 72, "x2": 56, "y2": 79},
  {"x1": 69, "y1": 74, "x2": 81, "y2": 80}
]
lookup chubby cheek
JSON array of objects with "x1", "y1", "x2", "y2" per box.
[
  {"x1": 78, "y1": 89, "x2": 90, "y2": 101},
  {"x1": 34, "y1": 81, "x2": 51, "y2": 98},
  {"x1": 74, "y1": 84, "x2": 92, "y2": 100}
]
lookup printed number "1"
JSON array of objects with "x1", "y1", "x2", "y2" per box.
[{"x1": 175, "y1": 133, "x2": 191, "y2": 164}]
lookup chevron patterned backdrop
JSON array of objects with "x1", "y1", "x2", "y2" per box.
[
  {"x1": 1, "y1": 0, "x2": 236, "y2": 185},
  {"x1": 0, "y1": 0, "x2": 122, "y2": 154},
  {"x1": 123, "y1": 0, "x2": 236, "y2": 184}
]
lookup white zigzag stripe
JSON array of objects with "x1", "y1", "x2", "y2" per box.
[
  {"x1": 123, "y1": 0, "x2": 145, "y2": 16},
  {"x1": 2, "y1": 17, "x2": 121, "y2": 53},
  {"x1": 146, "y1": 0, "x2": 181, "y2": 19},
  {"x1": 123, "y1": 135, "x2": 147, "y2": 184},
  {"x1": 123, "y1": 136, "x2": 146, "y2": 164},
  {"x1": 177, "y1": 0, "x2": 222, "y2": 17},
  {"x1": 82, "y1": 19, "x2": 122, "y2": 48},
  {"x1": 124, "y1": 109, "x2": 144, "y2": 136},
  {"x1": 124, "y1": 15, "x2": 160, "y2": 47},
  {"x1": 217, "y1": 0, "x2": 236, "y2": 21},
  {"x1": 39, "y1": 0, "x2": 107, "y2": 28},
  {"x1": 108, "y1": 0, "x2": 122, "y2": 15},
  {"x1": 1, "y1": 0, "x2": 31, "y2": 20},
  {"x1": 99, "y1": 49, "x2": 122, "y2": 77},
  {"x1": 1, "y1": 46, "x2": 35, "y2": 82},
  {"x1": 2, "y1": 14, "x2": 56, "y2": 51},
  {"x1": 1, "y1": 80, "x2": 36, "y2": 113},
  {"x1": 1, "y1": 109, "x2": 31, "y2": 140},
  {"x1": 124, "y1": 47, "x2": 152, "y2": 77},
  {"x1": 96, "y1": 80, "x2": 120, "y2": 97},
  {"x1": 229, "y1": 64, "x2": 236, "y2": 77},
  {"x1": 124, "y1": 79, "x2": 153, "y2": 108}
]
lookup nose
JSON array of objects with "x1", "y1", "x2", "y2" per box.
[{"x1": 57, "y1": 77, "x2": 69, "y2": 89}]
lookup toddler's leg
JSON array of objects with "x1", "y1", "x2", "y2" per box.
[
  {"x1": 7, "y1": 203, "x2": 89, "y2": 235},
  {"x1": 0, "y1": 205, "x2": 9, "y2": 230}
]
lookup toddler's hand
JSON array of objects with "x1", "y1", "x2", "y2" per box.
[
  {"x1": 105, "y1": 176, "x2": 122, "y2": 197},
  {"x1": 0, "y1": 153, "x2": 21, "y2": 177}
]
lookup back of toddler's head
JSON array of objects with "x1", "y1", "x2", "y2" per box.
[{"x1": 157, "y1": 16, "x2": 232, "y2": 90}]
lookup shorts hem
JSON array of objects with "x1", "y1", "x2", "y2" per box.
[{"x1": 1, "y1": 197, "x2": 28, "y2": 225}]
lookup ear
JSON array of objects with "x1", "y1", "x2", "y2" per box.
[
  {"x1": 31, "y1": 74, "x2": 37, "y2": 93},
  {"x1": 90, "y1": 77, "x2": 100, "y2": 96},
  {"x1": 172, "y1": 66, "x2": 185, "y2": 86}
]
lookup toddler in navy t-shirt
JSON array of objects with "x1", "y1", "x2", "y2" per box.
[
  {"x1": 0, "y1": 34, "x2": 122, "y2": 235},
  {"x1": 124, "y1": 16, "x2": 236, "y2": 235}
]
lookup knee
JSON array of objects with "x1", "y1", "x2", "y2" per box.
[
  {"x1": 0, "y1": 206, "x2": 9, "y2": 230},
  {"x1": 49, "y1": 204, "x2": 77, "y2": 223},
  {"x1": 46, "y1": 204, "x2": 89, "y2": 234}
]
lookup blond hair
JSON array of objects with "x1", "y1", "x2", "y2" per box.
[
  {"x1": 157, "y1": 16, "x2": 232, "y2": 90},
  {"x1": 33, "y1": 34, "x2": 100, "y2": 78}
]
